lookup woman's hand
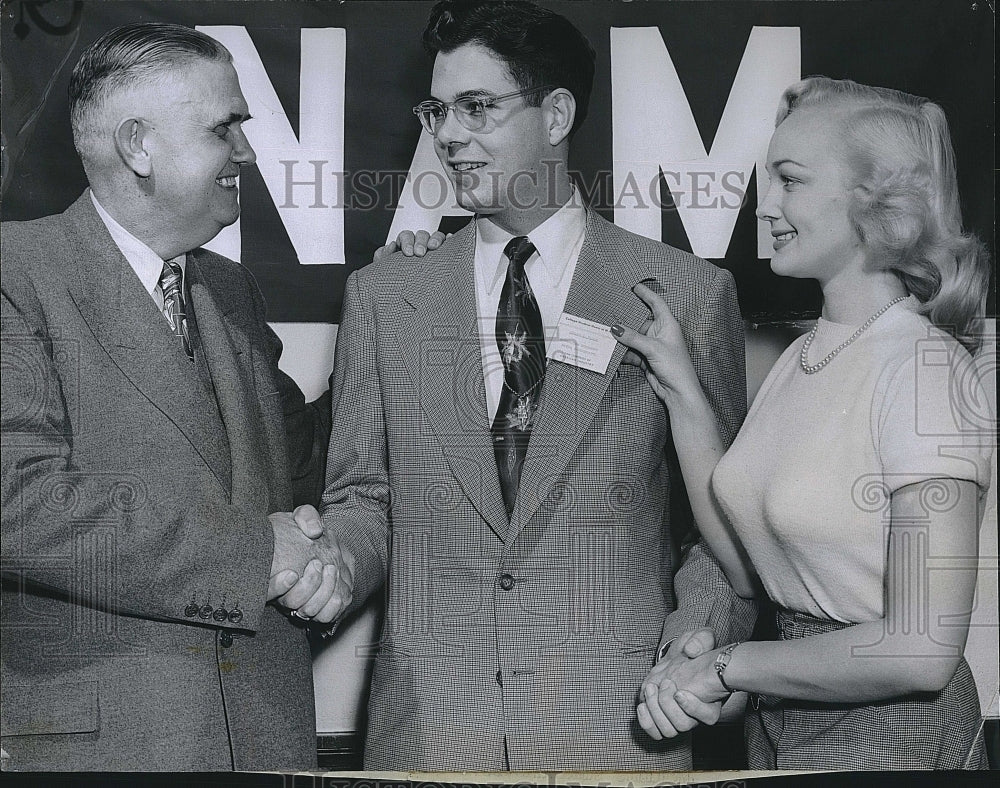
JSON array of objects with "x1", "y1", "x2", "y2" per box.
[
  {"x1": 637, "y1": 629, "x2": 726, "y2": 740},
  {"x1": 660, "y1": 647, "x2": 731, "y2": 706},
  {"x1": 611, "y1": 283, "x2": 703, "y2": 408},
  {"x1": 645, "y1": 646, "x2": 731, "y2": 740},
  {"x1": 637, "y1": 646, "x2": 730, "y2": 740}
]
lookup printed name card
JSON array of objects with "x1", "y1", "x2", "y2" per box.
[{"x1": 547, "y1": 313, "x2": 619, "y2": 375}]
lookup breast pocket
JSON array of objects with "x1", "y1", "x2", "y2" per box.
[
  {"x1": 603, "y1": 363, "x2": 667, "y2": 442},
  {"x1": 612, "y1": 361, "x2": 659, "y2": 399}
]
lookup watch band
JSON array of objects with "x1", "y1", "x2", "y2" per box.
[{"x1": 714, "y1": 641, "x2": 742, "y2": 693}]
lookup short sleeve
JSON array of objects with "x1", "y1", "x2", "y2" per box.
[{"x1": 875, "y1": 332, "x2": 993, "y2": 493}]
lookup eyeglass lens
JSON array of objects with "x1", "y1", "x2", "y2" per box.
[
  {"x1": 415, "y1": 86, "x2": 552, "y2": 136},
  {"x1": 419, "y1": 98, "x2": 488, "y2": 134}
]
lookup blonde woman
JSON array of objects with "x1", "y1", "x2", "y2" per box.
[{"x1": 616, "y1": 77, "x2": 992, "y2": 769}]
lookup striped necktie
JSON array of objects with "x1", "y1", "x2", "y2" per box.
[{"x1": 159, "y1": 260, "x2": 193, "y2": 361}]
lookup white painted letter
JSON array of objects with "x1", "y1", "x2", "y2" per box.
[
  {"x1": 611, "y1": 26, "x2": 799, "y2": 259},
  {"x1": 198, "y1": 26, "x2": 346, "y2": 264},
  {"x1": 387, "y1": 132, "x2": 472, "y2": 243}
]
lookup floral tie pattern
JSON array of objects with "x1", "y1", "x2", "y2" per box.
[{"x1": 491, "y1": 236, "x2": 545, "y2": 516}]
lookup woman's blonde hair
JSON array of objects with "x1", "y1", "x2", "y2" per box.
[{"x1": 776, "y1": 76, "x2": 990, "y2": 353}]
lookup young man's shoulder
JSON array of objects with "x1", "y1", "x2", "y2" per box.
[
  {"x1": 354, "y1": 220, "x2": 477, "y2": 289},
  {"x1": 586, "y1": 212, "x2": 729, "y2": 287}
]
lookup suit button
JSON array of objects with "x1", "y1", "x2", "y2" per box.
[
  {"x1": 220, "y1": 631, "x2": 234, "y2": 648},
  {"x1": 212, "y1": 607, "x2": 228, "y2": 622},
  {"x1": 499, "y1": 573, "x2": 515, "y2": 591},
  {"x1": 184, "y1": 603, "x2": 199, "y2": 618},
  {"x1": 496, "y1": 669, "x2": 503, "y2": 687},
  {"x1": 198, "y1": 604, "x2": 213, "y2": 619},
  {"x1": 228, "y1": 608, "x2": 244, "y2": 624}
]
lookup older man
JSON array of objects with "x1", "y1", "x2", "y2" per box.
[{"x1": 1, "y1": 23, "x2": 351, "y2": 771}]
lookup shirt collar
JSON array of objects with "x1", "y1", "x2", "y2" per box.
[
  {"x1": 90, "y1": 191, "x2": 185, "y2": 295},
  {"x1": 475, "y1": 188, "x2": 586, "y2": 291}
]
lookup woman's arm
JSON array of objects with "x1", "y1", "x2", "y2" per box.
[
  {"x1": 613, "y1": 283, "x2": 758, "y2": 597},
  {"x1": 666, "y1": 478, "x2": 981, "y2": 708}
]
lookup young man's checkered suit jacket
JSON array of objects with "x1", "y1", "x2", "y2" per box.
[{"x1": 321, "y1": 208, "x2": 757, "y2": 770}]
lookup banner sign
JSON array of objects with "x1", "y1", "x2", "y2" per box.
[{"x1": 1, "y1": 0, "x2": 994, "y2": 323}]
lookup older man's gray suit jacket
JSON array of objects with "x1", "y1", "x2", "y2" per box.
[
  {"x1": 322, "y1": 210, "x2": 757, "y2": 771},
  {"x1": 0, "y1": 193, "x2": 327, "y2": 771}
]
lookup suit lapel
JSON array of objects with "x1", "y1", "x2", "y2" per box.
[
  {"x1": 61, "y1": 194, "x2": 233, "y2": 494},
  {"x1": 398, "y1": 224, "x2": 510, "y2": 541},
  {"x1": 511, "y1": 210, "x2": 654, "y2": 536},
  {"x1": 186, "y1": 252, "x2": 269, "y2": 513}
]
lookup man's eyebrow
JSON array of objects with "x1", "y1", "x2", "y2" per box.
[
  {"x1": 456, "y1": 89, "x2": 494, "y2": 99},
  {"x1": 427, "y1": 89, "x2": 495, "y2": 102},
  {"x1": 213, "y1": 111, "x2": 252, "y2": 125},
  {"x1": 772, "y1": 158, "x2": 806, "y2": 169}
]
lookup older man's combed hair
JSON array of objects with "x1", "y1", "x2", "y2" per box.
[{"x1": 68, "y1": 23, "x2": 231, "y2": 160}]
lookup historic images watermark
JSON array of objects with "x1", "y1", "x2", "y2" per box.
[
  {"x1": 3, "y1": 327, "x2": 142, "y2": 658},
  {"x1": 275, "y1": 160, "x2": 750, "y2": 214},
  {"x1": 848, "y1": 330, "x2": 997, "y2": 659}
]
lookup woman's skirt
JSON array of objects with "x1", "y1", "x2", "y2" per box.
[{"x1": 745, "y1": 608, "x2": 988, "y2": 770}]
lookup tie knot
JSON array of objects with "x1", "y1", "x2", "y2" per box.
[
  {"x1": 503, "y1": 236, "x2": 536, "y2": 276},
  {"x1": 159, "y1": 260, "x2": 183, "y2": 293}
]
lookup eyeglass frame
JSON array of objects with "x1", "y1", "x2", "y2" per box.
[{"x1": 412, "y1": 84, "x2": 555, "y2": 136}]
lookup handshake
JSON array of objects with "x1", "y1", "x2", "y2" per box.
[
  {"x1": 266, "y1": 505, "x2": 355, "y2": 627},
  {"x1": 636, "y1": 628, "x2": 736, "y2": 740}
]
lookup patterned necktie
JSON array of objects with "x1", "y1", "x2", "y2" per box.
[
  {"x1": 159, "y1": 260, "x2": 193, "y2": 361},
  {"x1": 491, "y1": 236, "x2": 545, "y2": 517}
]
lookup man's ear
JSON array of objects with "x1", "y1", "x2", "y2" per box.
[
  {"x1": 114, "y1": 118, "x2": 152, "y2": 178},
  {"x1": 545, "y1": 88, "x2": 576, "y2": 146}
]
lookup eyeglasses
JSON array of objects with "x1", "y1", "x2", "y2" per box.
[{"x1": 412, "y1": 85, "x2": 554, "y2": 136}]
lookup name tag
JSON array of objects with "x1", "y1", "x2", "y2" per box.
[{"x1": 547, "y1": 313, "x2": 618, "y2": 375}]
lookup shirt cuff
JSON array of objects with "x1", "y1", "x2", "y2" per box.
[{"x1": 656, "y1": 639, "x2": 674, "y2": 662}]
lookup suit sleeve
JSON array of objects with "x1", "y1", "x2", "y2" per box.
[
  {"x1": 319, "y1": 270, "x2": 390, "y2": 609},
  {"x1": 244, "y1": 268, "x2": 331, "y2": 507},
  {"x1": 660, "y1": 267, "x2": 758, "y2": 649},
  {"x1": 0, "y1": 268, "x2": 274, "y2": 632}
]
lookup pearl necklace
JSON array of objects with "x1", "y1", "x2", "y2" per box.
[{"x1": 799, "y1": 295, "x2": 908, "y2": 374}]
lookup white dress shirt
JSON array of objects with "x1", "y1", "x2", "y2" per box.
[
  {"x1": 90, "y1": 191, "x2": 185, "y2": 323},
  {"x1": 474, "y1": 192, "x2": 586, "y2": 422}
]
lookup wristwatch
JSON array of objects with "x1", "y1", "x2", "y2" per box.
[{"x1": 714, "y1": 641, "x2": 742, "y2": 693}]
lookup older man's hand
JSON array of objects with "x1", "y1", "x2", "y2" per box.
[
  {"x1": 373, "y1": 229, "x2": 450, "y2": 260},
  {"x1": 268, "y1": 505, "x2": 355, "y2": 624}
]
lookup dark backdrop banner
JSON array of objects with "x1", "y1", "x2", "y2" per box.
[{"x1": 1, "y1": 0, "x2": 994, "y2": 323}]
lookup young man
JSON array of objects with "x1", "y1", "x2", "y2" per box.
[
  {"x1": 1, "y1": 23, "x2": 352, "y2": 770},
  {"x1": 322, "y1": 0, "x2": 755, "y2": 770}
]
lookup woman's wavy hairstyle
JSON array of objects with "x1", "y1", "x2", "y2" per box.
[{"x1": 776, "y1": 76, "x2": 990, "y2": 354}]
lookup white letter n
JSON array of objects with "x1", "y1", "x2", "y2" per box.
[{"x1": 198, "y1": 26, "x2": 346, "y2": 265}]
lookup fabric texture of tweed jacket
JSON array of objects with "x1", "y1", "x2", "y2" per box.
[{"x1": 0, "y1": 192, "x2": 327, "y2": 771}]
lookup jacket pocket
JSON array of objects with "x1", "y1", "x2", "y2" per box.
[{"x1": 0, "y1": 680, "x2": 99, "y2": 736}]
